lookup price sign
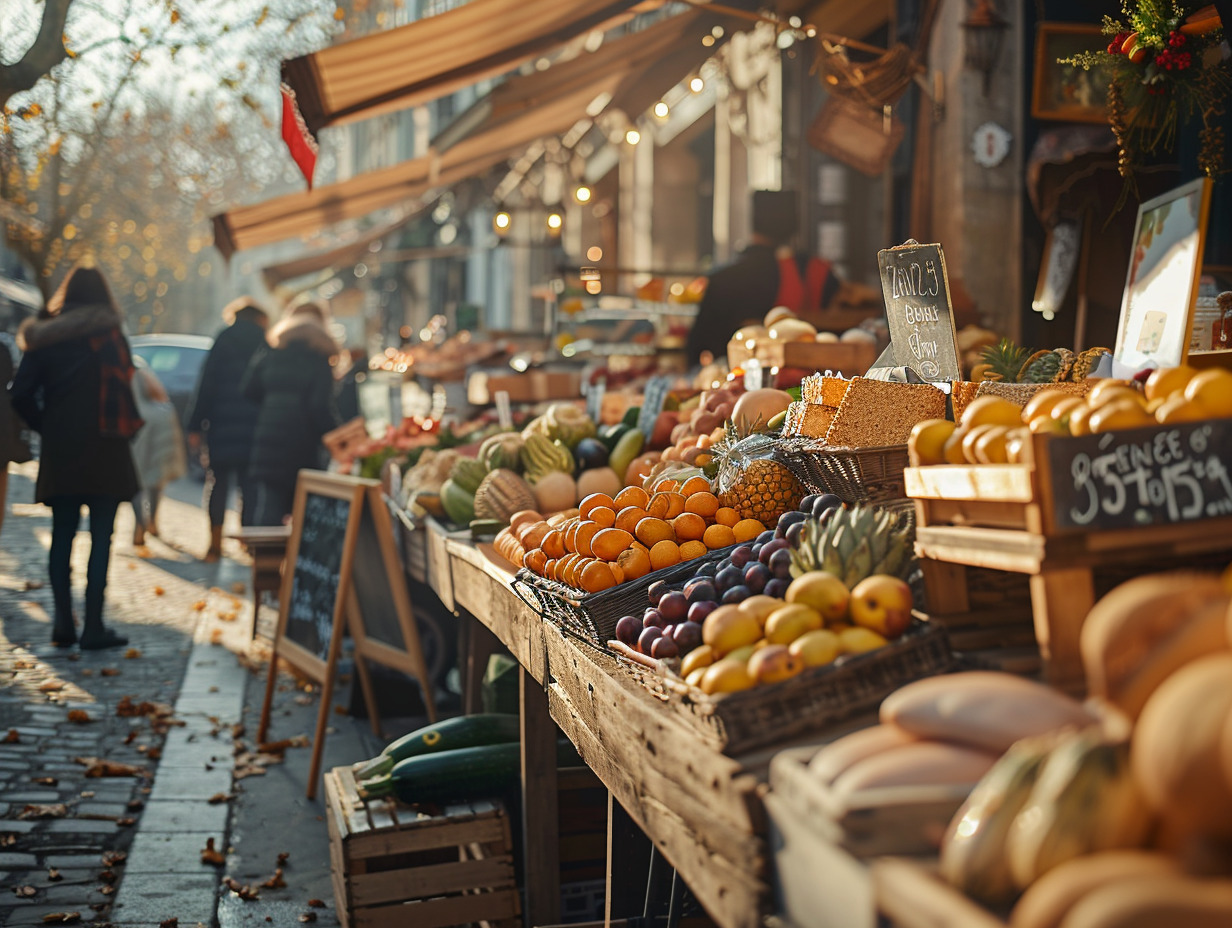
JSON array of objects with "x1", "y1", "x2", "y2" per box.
[
  {"x1": 587, "y1": 378, "x2": 606, "y2": 424},
  {"x1": 494, "y1": 390, "x2": 513, "y2": 430},
  {"x1": 1047, "y1": 420, "x2": 1232, "y2": 533},
  {"x1": 878, "y1": 241, "x2": 961, "y2": 383},
  {"x1": 637, "y1": 376, "x2": 673, "y2": 439}
]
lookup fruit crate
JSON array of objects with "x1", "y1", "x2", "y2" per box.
[
  {"x1": 905, "y1": 421, "x2": 1232, "y2": 689},
  {"x1": 324, "y1": 765, "x2": 521, "y2": 928},
  {"x1": 512, "y1": 543, "x2": 740, "y2": 650},
  {"x1": 608, "y1": 619, "x2": 955, "y2": 755},
  {"x1": 872, "y1": 858, "x2": 1009, "y2": 928}
]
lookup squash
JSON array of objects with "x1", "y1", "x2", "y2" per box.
[
  {"x1": 449, "y1": 457, "x2": 488, "y2": 495},
  {"x1": 576, "y1": 467, "x2": 621, "y2": 501},
  {"x1": 808, "y1": 723, "x2": 918, "y2": 785},
  {"x1": 1131, "y1": 653, "x2": 1232, "y2": 839},
  {"x1": 731, "y1": 388, "x2": 794, "y2": 433},
  {"x1": 522, "y1": 433, "x2": 575, "y2": 481},
  {"x1": 531, "y1": 470, "x2": 577, "y2": 514},
  {"x1": 478, "y1": 432, "x2": 523, "y2": 472},
  {"x1": 473, "y1": 469, "x2": 537, "y2": 524},
  {"x1": 439, "y1": 478, "x2": 475, "y2": 525}
]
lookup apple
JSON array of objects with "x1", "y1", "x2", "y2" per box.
[
  {"x1": 848, "y1": 575, "x2": 913, "y2": 639},
  {"x1": 748, "y1": 644, "x2": 804, "y2": 685}
]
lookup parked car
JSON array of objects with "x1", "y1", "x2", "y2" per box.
[{"x1": 129, "y1": 334, "x2": 213, "y2": 478}]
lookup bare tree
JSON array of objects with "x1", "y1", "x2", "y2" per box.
[{"x1": 0, "y1": 0, "x2": 74, "y2": 111}]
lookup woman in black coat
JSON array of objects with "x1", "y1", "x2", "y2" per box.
[
  {"x1": 0, "y1": 337, "x2": 28, "y2": 539},
  {"x1": 242, "y1": 302, "x2": 340, "y2": 525},
  {"x1": 184, "y1": 297, "x2": 269, "y2": 558},
  {"x1": 9, "y1": 264, "x2": 141, "y2": 649}
]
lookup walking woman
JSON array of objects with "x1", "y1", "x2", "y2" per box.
[
  {"x1": 242, "y1": 302, "x2": 340, "y2": 525},
  {"x1": 9, "y1": 263, "x2": 142, "y2": 649},
  {"x1": 130, "y1": 360, "x2": 186, "y2": 545}
]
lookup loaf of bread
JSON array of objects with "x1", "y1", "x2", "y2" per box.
[
  {"x1": 829, "y1": 739, "x2": 998, "y2": 801},
  {"x1": 1010, "y1": 851, "x2": 1178, "y2": 928},
  {"x1": 808, "y1": 723, "x2": 917, "y2": 785},
  {"x1": 824, "y1": 378, "x2": 947, "y2": 448}
]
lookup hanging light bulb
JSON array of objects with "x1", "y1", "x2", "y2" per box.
[
  {"x1": 574, "y1": 185, "x2": 592, "y2": 203},
  {"x1": 689, "y1": 76, "x2": 704, "y2": 93},
  {"x1": 493, "y1": 210, "x2": 511, "y2": 234},
  {"x1": 546, "y1": 212, "x2": 563, "y2": 233},
  {"x1": 625, "y1": 128, "x2": 641, "y2": 145},
  {"x1": 653, "y1": 101, "x2": 669, "y2": 119}
]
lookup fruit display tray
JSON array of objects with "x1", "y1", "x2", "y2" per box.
[
  {"x1": 512, "y1": 543, "x2": 741, "y2": 650},
  {"x1": 608, "y1": 620, "x2": 954, "y2": 756}
]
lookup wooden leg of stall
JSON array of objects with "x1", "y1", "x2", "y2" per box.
[
  {"x1": 520, "y1": 666, "x2": 560, "y2": 927},
  {"x1": 605, "y1": 792, "x2": 653, "y2": 925},
  {"x1": 462, "y1": 610, "x2": 500, "y2": 715},
  {"x1": 1029, "y1": 567, "x2": 1094, "y2": 695}
]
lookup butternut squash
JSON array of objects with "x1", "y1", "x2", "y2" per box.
[
  {"x1": 1131, "y1": 653, "x2": 1232, "y2": 840},
  {"x1": 1058, "y1": 874, "x2": 1232, "y2": 928},
  {"x1": 1009, "y1": 851, "x2": 1178, "y2": 928}
]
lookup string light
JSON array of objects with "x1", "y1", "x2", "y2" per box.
[
  {"x1": 653, "y1": 101, "x2": 669, "y2": 119},
  {"x1": 689, "y1": 76, "x2": 704, "y2": 93},
  {"x1": 493, "y1": 210, "x2": 511, "y2": 234},
  {"x1": 625, "y1": 128, "x2": 641, "y2": 145},
  {"x1": 574, "y1": 185, "x2": 592, "y2": 203}
]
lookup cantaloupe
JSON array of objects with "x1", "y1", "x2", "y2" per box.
[
  {"x1": 731, "y1": 388, "x2": 794, "y2": 433},
  {"x1": 1131, "y1": 653, "x2": 1232, "y2": 839},
  {"x1": 576, "y1": 467, "x2": 621, "y2": 502}
]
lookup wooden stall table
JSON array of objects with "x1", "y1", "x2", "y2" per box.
[
  {"x1": 440, "y1": 538, "x2": 773, "y2": 928},
  {"x1": 229, "y1": 525, "x2": 291, "y2": 640}
]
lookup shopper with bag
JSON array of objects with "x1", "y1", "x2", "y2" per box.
[
  {"x1": 9, "y1": 263, "x2": 142, "y2": 649},
  {"x1": 130, "y1": 361, "x2": 186, "y2": 546}
]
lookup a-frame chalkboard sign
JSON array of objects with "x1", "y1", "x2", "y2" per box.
[{"x1": 257, "y1": 470, "x2": 437, "y2": 799}]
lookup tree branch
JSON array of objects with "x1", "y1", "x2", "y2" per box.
[{"x1": 0, "y1": 0, "x2": 75, "y2": 110}]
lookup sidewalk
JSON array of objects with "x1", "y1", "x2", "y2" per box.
[{"x1": 0, "y1": 464, "x2": 408, "y2": 927}]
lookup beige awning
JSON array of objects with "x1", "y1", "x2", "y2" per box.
[
  {"x1": 215, "y1": 10, "x2": 725, "y2": 258},
  {"x1": 282, "y1": 0, "x2": 655, "y2": 134}
]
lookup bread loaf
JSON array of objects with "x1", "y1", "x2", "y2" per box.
[
  {"x1": 1058, "y1": 874, "x2": 1232, "y2": 928},
  {"x1": 808, "y1": 723, "x2": 917, "y2": 785},
  {"x1": 830, "y1": 740, "x2": 997, "y2": 800},
  {"x1": 1009, "y1": 851, "x2": 1178, "y2": 928}
]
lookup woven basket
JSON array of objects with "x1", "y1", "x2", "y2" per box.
[
  {"x1": 612, "y1": 620, "x2": 954, "y2": 755},
  {"x1": 514, "y1": 543, "x2": 741, "y2": 649}
]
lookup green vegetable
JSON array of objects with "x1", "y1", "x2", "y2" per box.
[
  {"x1": 360, "y1": 739, "x2": 582, "y2": 804},
  {"x1": 469, "y1": 519, "x2": 506, "y2": 539},
  {"x1": 449, "y1": 458, "x2": 488, "y2": 495},
  {"x1": 353, "y1": 714, "x2": 520, "y2": 781},
  {"x1": 439, "y1": 479, "x2": 475, "y2": 525},
  {"x1": 599, "y1": 423, "x2": 630, "y2": 451},
  {"x1": 608, "y1": 428, "x2": 645, "y2": 483},
  {"x1": 621, "y1": 405, "x2": 641, "y2": 428}
]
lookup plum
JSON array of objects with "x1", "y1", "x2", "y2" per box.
[
  {"x1": 744, "y1": 562, "x2": 770, "y2": 594},
  {"x1": 775, "y1": 510, "x2": 807, "y2": 539},
  {"x1": 715, "y1": 565, "x2": 744, "y2": 592},
  {"x1": 687, "y1": 600, "x2": 717, "y2": 624},
  {"x1": 637, "y1": 626, "x2": 664, "y2": 653},
  {"x1": 696, "y1": 562, "x2": 718, "y2": 578},
  {"x1": 759, "y1": 538, "x2": 790, "y2": 564},
  {"x1": 721, "y1": 585, "x2": 750, "y2": 604},
  {"x1": 812, "y1": 494, "x2": 843, "y2": 518},
  {"x1": 799, "y1": 493, "x2": 819, "y2": 512},
  {"x1": 785, "y1": 521, "x2": 804, "y2": 547},
  {"x1": 615, "y1": 615, "x2": 642, "y2": 646},
  {"x1": 764, "y1": 577, "x2": 789, "y2": 599},
  {"x1": 642, "y1": 609, "x2": 667, "y2": 629},
  {"x1": 684, "y1": 579, "x2": 717, "y2": 604},
  {"x1": 769, "y1": 547, "x2": 793, "y2": 580},
  {"x1": 757, "y1": 530, "x2": 776, "y2": 545},
  {"x1": 730, "y1": 545, "x2": 754, "y2": 569},
  {"x1": 672, "y1": 621, "x2": 703, "y2": 652},
  {"x1": 658, "y1": 591, "x2": 689, "y2": 622},
  {"x1": 651, "y1": 635, "x2": 680, "y2": 660},
  {"x1": 648, "y1": 580, "x2": 671, "y2": 606}
]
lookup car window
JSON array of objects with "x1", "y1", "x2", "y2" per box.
[{"x1": 131, "y1": 346, "x2": 205, "y2": 380}]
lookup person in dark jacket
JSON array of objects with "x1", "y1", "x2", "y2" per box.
[
  {"x1": 185, "y1": 298, "x2": 269, "y2": 558},
  {"x1": 0, "y1": 335, "x2": 29, "y2": 539},
  {"x1": 685, "y1": 190, "x2": 839, "y2": 365},
  {"x1": 9, "y1": 263, "x2": 142, "y2": 649},
  {"x1": 242, "y1": 302, "x2": 340, "y2": 525}
]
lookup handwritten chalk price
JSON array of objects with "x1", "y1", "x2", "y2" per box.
[{"x1": 1051, "y1": 421, "x2": 1232, "y2": 532}]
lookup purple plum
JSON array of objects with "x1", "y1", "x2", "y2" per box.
[
  {"x1": 744, "y1": 562, "x2": 770, "y2": 594},
  {"x1": 615, "y1": 615, "x2": 642, "y2": 646},
  {"x1": 764, "y1": 577, "x2": 790, "y2": 599},
  {"x1": 637, "y1": 626, "x2": 664, "y2": 654},
  {"x1": 730, "y1": 545, "x2": 754, "y2": 569},
  {"x1": 658, "y1": 591, "x2": 689, "y2": 623},
  {"x1": 759, "y1": 538, "x2": 790, "y2": 565},
  {"x1": 648, "y1": 580, "x2": 671, "y2": 606},
  {"x1": 684, "y1": 579, "x2": 717, "y2": 604},
  {"x1": 769, "y1": 547, "x2": 793, "y2": 580},
  {"x1": 721, "y1": 585, "x2": 750, "y2": 604},
  {"x1": 642, "y1": 609, "x2": 667, "y2": 629},
  {"x1": 688, "y1": 600, "x2": 718, "y2": 624},
  {"x1": 715, "y1": 565, "x2": 743, "y2": 592},
  {"x1": 651, "y1": 635, "x2": 680, "y2": 660},
  {"x1": 672, "y1": 621, "x2": 703, "y2": 652}
]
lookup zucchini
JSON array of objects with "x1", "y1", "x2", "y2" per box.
[
  {"x1": 360, "y1": 739, "x2": 582, "y2": 804},
  {"x1": 353, "y1": 714, "x2": 519, "y2": 781},
  {"x1": 469, "y1": 518, "x2": 506, "y2": 539}
]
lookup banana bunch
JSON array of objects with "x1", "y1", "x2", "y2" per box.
[{"x1": 789, "y1": 505, "x2": 914, "y2": 588}]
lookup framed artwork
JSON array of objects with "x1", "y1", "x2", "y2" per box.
[
  {"x1": 1031, "y1": 23, "x2": 1112, "y2": 124},
  {"x1": 1112, "y1": 177, "x2": 1212, "y2": 377}
]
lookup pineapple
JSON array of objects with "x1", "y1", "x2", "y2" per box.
[
  {"x1": 789, "y1": 505, "x2": 915, "y2": 589},
  {"x1": 978, "y1": 339, "x2": 1030, "y2": 383},
  {"x1": 1018, "y1": 349, "x2": 1064, "y2": 384},
  {"x1": 1071, "y1": 347, "x2": 1111, "y2": 381},
  {"x1": 712, "y1": 432, "x2": 804, "y2": 524}
]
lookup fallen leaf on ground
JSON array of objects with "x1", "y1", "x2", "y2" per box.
[
  {"x1": 38, "y1": 681, "x2": 64, "y2": 692},
  {"x1": 152, "y1": 586, "x2": 165, "y2": 596},
  {"x1": 217, "y1": 612, "x2": 238, "y2": 623},
  {"x1": 230, "y1": 584, "x2": 245, "y2": 596},
  {"x1": 334, "y1": 705, "x2": 347, "y2": 715},
  {"x1": 277, "y1": 852, "x2": 289, "y2": 866},
  {"x1": 66, "y1": 710, "x2": 91, "y2": 723},
  {"x1": 98, "y1": 869, "x2": 117, "y2": 883},
  {"x1": 123, "y1": 729, "x2": 138, "y2": 744},
  {"x1": 32, "y1": 776, "x2": 57, "y2": 786},
  {"x1": 209, "y1": 629, "x2": 223, "y2": 645},
  {"x1": 41, "y1": 913, "x2": 80, "y2": 924},
  {"x1": 24, "y1": 579, "x2": 44, "y2": 590},
  {"x1": 232, "y1": 723, "x2": 246, "y2": 738},
  {"x1": 116, "y1": 817, "x2": 135, "y2": 827},
  {"x1": 257, "y1": 735, "x2": 308, "y2": 754},
  {"x1": 307, "y1": 898, "x2": 325, "y2": 908},
  {"x1": 124, "y1": 648, "x2": 141, "y2": 659},
  {"x1": 79, "y1": 669, "x2": 93, "y2": 677},
  {"x1": 99, "y1": 884, "x2": 115, "y2": 895},
  {"x1": 4, "y1": 729, "x2": 20, "y2": 743},
  {"x1": 18, "y1": 804, "x2": 68, "y2": 820},
  {"x1": 14, "y1": 885, "x2": 36, "y2": 897},
  {"x1": 99, "y1": 667, "x2": 120, "y2": 677},
  {"x1": 47, "y1": 868, "x2": 61, "y2": 881},
  {"x1": 126, "y1": 799, "x2": 144, "y2": 812},
  {"x1": 74, "y1": 757, "x2": 148, "y2": 778},
  {"x1": 79, "y1": 791, "x2": 94, "y2": 798},
  {"x1": 260, "y1": 868, "x2": 286, "y2": 889},
  {"x1": 1, "y1": 834, "x2": 17, "y2": 846},
  {"x1": 207, "y1": 793, "x2": 232, "y2": 804},
  {"x1": 115, "y1": 696, "x2": 175, "y2": 719},
  {"x1": 201, "y1": 837, "x2": 226, "y2": 866},
  {"x1": 160, "y1": 919, "x2": 179, "y2": 928},
  {"x1": 299, "y1": 915, "x2": 317, "y2": 923},
  {"x1": 192, "y1": 601, "x2": 207, "y2": 611},
  {"x1": 126, "y1": 561, "x2": 137, "y2": 570},
  {"x1": 100, "y1": 851, "x2": 126, "y2": 867},
  {"x1": 223, "y1": 877, "x2": 260, "y2": 900}
]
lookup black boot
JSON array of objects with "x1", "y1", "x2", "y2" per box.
[
  {"x1": 51, "y1": 613, "x2": 77, "y2": 648},
  {"x1": 80, "y1": 604, "x2": 127, "y2": 651}
]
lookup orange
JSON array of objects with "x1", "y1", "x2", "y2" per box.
[
  {"x1": 661, "y1": 492, "x2": 686, "y2": 519},
  {"x1": 1184, "y1": 368, "x2": 1232, "y2": 417},
  {"x1": 704, "y1": 523, "x2": 737, "y2": 549},
  {"x1": 685, "y1": 492, "x2": 720, "y2": 519},
  {"x1": 732, "y1": 518, "x2": 765, "y2": 543},
  {"x1": 563, "y1": 521, "x2": 582, "y2": 553},
  {"x1": 614, "y1": 486, "x2": 650, "y2": 511},
  {"x1": 524, "y1": 548, "x2": 548, "y2": 575},
  {"x1": 1088, "y1": 397, "x2": 1154, "y2": 433},
  {"x1": 592, "y1": 528, "x2": 634, "y2": 561},
  {"x1": 646, "y1": 492, "x2": 672, "y2": 519},
  {"x1": 634, "y1": 517, "x2": 675, "y2": 548},
  {"x1": 563, "y1": 555, "x2": 585, "y2": 588},
  {"x1": 608, "y1": 562, "x2": 625, "y2": 585},
  {"x1": 616, "y1": 545, "x2": 651, "y2": 580},
  {"x1": 679, "y1": 540, "x2": 707, "y2": 561},
  {"x1": 714, "y1": 506, "x2": 739, "y2": 527},
  {"x1": 578, "y1": 493, "x2": 616, "y2": 521},
  {"x1": 615, "y1": 506, "x2": 650, "y2": 534},
  {"x1": 649, "y1": 540, "x2": 682, "y2": 570},
  {"x1": 589, "y1": 506, "x2": 616, "y2": 528},
  {"x1": 579, "y1": 559, "x2": 617, "y2": 593},
  {"x1": 541, "y1": 530, "x2": 566, "y2": 559},
  {"x1": 543, "y1": 559, "x2": 558, "y2": 581},
  {"x1": 653, "y1": 478, "x2": 680, "y2": 494},
  {"x1": 680, "y1": 475, "x2": 711, "y2": 496},
  {"x1": 672, "y1": 512, "x2": 707, "y2": 542},
  {"x1": 694, "y1": 452, "x2": 713, "y2": 467},
  {"x1": 575, "y1": 522, "x2": 603, "y2": 558},
  {"x1": 1145, "y1": 365, "x2": 1199, "y2": 403}
]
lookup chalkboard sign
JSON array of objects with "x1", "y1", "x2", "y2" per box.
[
  {"x1": 1046, "y1": 420, "x2": 1232, "y2": 533},
  {"x1": 878, "y1": 241, "x2": 962, "y2": 383},
  {"x1": 284, "y1": 492, "x2": 352, "y2": 662},
  {"x1": 638, "y1": 376, "x2": 673, "y2": 439}
]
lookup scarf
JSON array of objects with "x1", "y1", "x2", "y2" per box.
[{"x1": 89, "y1": 328, "x2": 144, "y2": 439}]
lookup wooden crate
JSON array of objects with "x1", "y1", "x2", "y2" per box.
[
  {"x1": 873, "y1": 858, "x2": 1009, "y2": 928},
  {"x1": 727, "y1": 338, "x2": 877, "y2": 375},
  {"x1": 324, "y1": 766, "x2": 521, "y2": 928},
  {"x1": 425, "y1": 516, "x2": 458, "y2": 614}
]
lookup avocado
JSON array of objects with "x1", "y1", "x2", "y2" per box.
[
  {"x1": 599, "y1": 423, "x2": 630, "y2": 451},
  {"x1": 621, "y1": 405, "x2": 641, "y2": 428}
]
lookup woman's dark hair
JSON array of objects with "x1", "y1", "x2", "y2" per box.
[
  {"x1": 46, "y1": 263, "x2": 118, "y2": 316},
  {"x1": 223, "y1": 296, "x2": 269, "y2": 325}
]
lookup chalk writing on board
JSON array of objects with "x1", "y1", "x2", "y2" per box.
[
  {"x1": 879, "y1": 242, "x2": 961, "y2": 383},
  {"x1": 1050, "y1": 420, "x2": 1232, "y2": 532},
  {"x1": 285, "y1": 493, "x2": 349, "y2": 661}
]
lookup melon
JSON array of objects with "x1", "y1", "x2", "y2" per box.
[
  {"x1": 530, "y1": 470, "x2": 577, "y2": 514},
  {"x1": 576, "y1": 467, "x2": 621, "y2": 501},
  {"x1": 731, "y1": 389, "x2": 794, "y2": 433},
  {"x1": 473, "y1": 469, "x2": 537, "y2": 523},
  {"x1": 763, "y1": 306, "x2": 796, "y2": 327}
]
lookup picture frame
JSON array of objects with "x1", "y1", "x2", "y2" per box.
[
  {"x1": 1031, "y1": 23, "x2": 1112, "y2": 124},
  {"x1": 1112, "y1": 177, "x2": 1213, "y2": 377}
]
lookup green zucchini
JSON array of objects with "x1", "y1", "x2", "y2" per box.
[
  {"x1": 360, "y1": 739, "x2": 581, "y2": 804},
  {"x1": 469, "y1": 518, "x2": 506, "y2": 539},
  {"x1": 353, "y1": 714, "x2": 519, "y2": 781}
]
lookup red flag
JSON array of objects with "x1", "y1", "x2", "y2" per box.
[{"x1": 281, "y1": 83, "x2": 318, "y2": 189}]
